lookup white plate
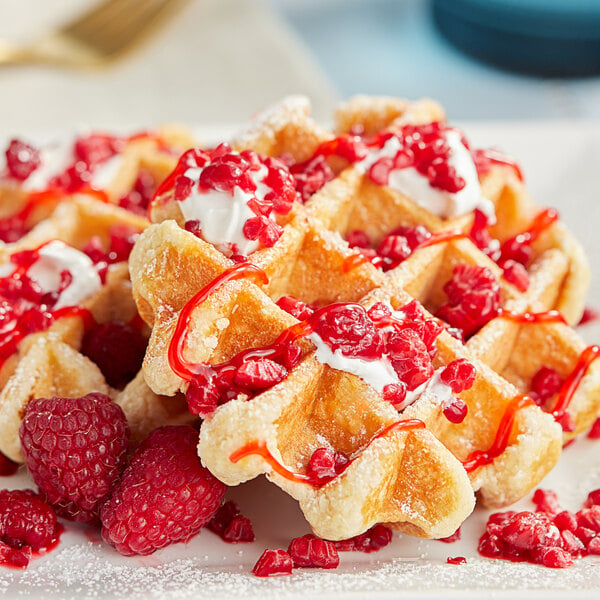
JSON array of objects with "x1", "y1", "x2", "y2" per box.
[{"x1": 2, "y1": 122, "x2": 600, "y2": 600}]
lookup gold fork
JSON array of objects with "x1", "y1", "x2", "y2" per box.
[{"x1": 0, "y1": 0, "x2": 189, "y2": 68}]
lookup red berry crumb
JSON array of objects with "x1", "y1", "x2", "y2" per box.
[
  {"x1": 501, "y1": 260, "x2": 529, "y2": 292},
  {"x1": 252, "y1": 548, "x2": 293, "y2": 577},
  {"x1": 207, "y1": 501, "x2": 255, "y2": 543},
  {"x1": 19, "y1": 393, "x2": 129, "y2": 523},
  {"x1": 530, "y1": 366, "x2": 563, "y2": 408},
  {"x1": 334, "y1": 524, "x2": 393, "y2": 553},
  {"x1": 440, "y1": 359, "x2": 476, "y2": 393},
  {"x1": 446, "y1": 556, "x2": 466, "y2": 565},
  {"x1": 0, "y1": 489, "x2": 61, "y2": 569},
  {"x1": 101, "y1": 425, "x2": 226, "y2": 556},
  {"x1": 288, "y1": 534, "x2": 339, "y2": 569},
  {"x1": 5, "y1": 139, "x2": 41, "y2": 181},
  {"x1": 532, "y1": 489, "x2": 562, "y2": 516},
  {"x1": 442, "y1": 397, "x2": 468, "y2": 424},
  {"x1": 306, "y1": 447, "x2": 349, "y2": 483}
]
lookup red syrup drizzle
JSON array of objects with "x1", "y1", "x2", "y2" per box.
[
  {"x1": 167, "y1": 262, "x2": 270, "y2": 380},
  {"x1": 0, "y1": 243, "x2": 96, "y2": 369},
  {"x1": 462, "y1": 395, "x2": 535, "y2": 473},
  {"x1": 229, "y1": 419, "x2": 425, "y2": 488},
  {"x1": 471, "y1": 148, "x2": 524, "y2": 182},
  {"x1": 497, "y1": 308, "x2": 567, "y2": 326}
]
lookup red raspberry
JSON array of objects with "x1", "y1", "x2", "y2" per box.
[
  {"x1": 81, "y1": 322, "x2": 147, "y2": 389},
  {"x1": 0, "y1": 489, "x2": 61, "y2": 568},
  {"x1": 118, "y1": 170, "x2": 156, "y2": 216},
  {"x1": 207, "y1": 501, "x2": 255, "y2": 543},
  {"x1": 440, "y1": 359, "x2": 476, "y2": 393},
  {"x1": 376, "y1": 234, "x2": 411, "y2": 270},
  {"x1": 530, "y1": 367, "x2": 563, "y2": 408},
  {"x1": 588, "y1": 417, "x2": 600, "y2": 439},
  {"x1": 101, "y1": 425, "x2": 226, "y2": 556},
  {"x1": 306, "y1": 447, "x2": 349, "y2": 483},
  {"x1": 276, "y1": 296, "x2": 314, "y2": 320},
  {"x1": 334, "y1": 524, "x2": 393, "y2": 553},
  {"x1": 346, "y1": 229, "x2": 371, "y2": 249},
  {"x1": 387, "y1": 328, "x2": 434, "y2": 391},
  {"x1": 442, "y1": 397, "x2": 468, "y2": 424},
  {"x1": 233, "y1": 358, "x2": 288, "y2": 391},
  {"x1": 538, "y1": 546, "x2": 574, "y2": 568},
  {"x1": 288, "y1": 534, "x2": 339, "y2": 568},
  {"x1": 382, "y1": 382, "x2": 408, "y2": 408},
  {"x1": 74, "y1": 134, "x2": 122, "y2": 166},
  {"x1": 500, "y1": 512, "x2": 561, "y2": 551},
  {"x1": 560, "y1": 530, "x2": 585, "y2": 556},
  {"x1": 501, "y1": 260, "x2": 530, "y2": 292},
  {"x1": 553, "y1": 511, "x2": 578, "y2": 533},
  {"x1": 389, "y1": 224, "x2": 432, "y2": 251},
  {"x1": 532, "y1": 489, "x2": 562, "y2": 516},
  {"x1": 252, "y1": 548, "x2": 293, "y2": 577},
  {"x1": 437, "y1": 264, "x2": 501, "y2": 338},
  {"x1": 576, "y1": 506, "x2": 600, "y2": 532},
  {"x1": 5, "y1": 139, "x2": 41, "y2": 181},
  {"x1": 19, "y1": 393, "x2": 128, "y2": 523},
  {"x1": 588, "y1": 536, "x2": 600, "y2": 554},
  {"x1": 313, "y1": 304, "x2": 383, "y2": 360},
  {"x1": 586, "y1": 489, "x2": 600, "y2": 507}
]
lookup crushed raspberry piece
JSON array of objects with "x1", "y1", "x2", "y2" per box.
[
  {"x1": 446, "y1": 556, "x2": 466, "y2": 565},
  {"x1": 346, "y1": 229, "x2": 371, "y2": 249},
  {"x1": 288, "y1": 534, "x2": 339, "y2": 569},
  {"x1": 530, "y1": 367, "x2": 563, "y2": 408},
  {"x1": 382, "y1": 382, "x2": 408, "y2": 409},
  {"x1": 233, "y1": 358, "x2": 288, "y2": 391},
  {"x1": 501, "y1": 260, "x2": 529, "y2": 292},
  {"x1": 561, "y1": 530, "x2": 585, "y2": 556},
  {"x1": 442, "y1": 397, "x2": 468, "y2": 424},
  {"x1": 387, "y1": 328, "x2": 433, "y2": 391},
  {"x1": 276, "y1": 296, "x2": 314, "y2": 320},
  {"x1": 589, "y1": 417, "x2": 600, "y2": 439},
  {"x1": 532, "y1": 489, "x2": 562, "y2": 516},
  {"x1": 576, "y1": 506, "x2": 600, "y2": 532},
  {"x1": 440, "y1": 359, "x2": 476, "y2": 394},
  {"x1": 438, "y1": 527, "x2": 461, "y2": 543},
  {"x1": 74, "y1": 133, "x2": 122, "y2": 165},
  {"x1": 539, "y1": 546, "x2": 574, "y2": 568},
  {"x1": 588, "y1": 536, "x2": 600, "y2": 555},
  {"x1": 185, "y1": 370, "x2": 219, "y2": 418},
  {"x1": 0, "y1": 489, "x2": 61, "y2": 569},
  {"x1": 0, "y1": 452, "x2": 18, "y2": 476},
  {"x1": 81, "y1": 322, "x2": 147, "y2": 389},
  {"x1": 469, "y1": 209, "x2": 501, "y2": 261},
  {"x1": 500, "y1": 236, "x2": 533, "y2": 267},
  {"x1": 586, "y1": 489, "x2": 600, "y2": 507},
  {"x1": 306, "y1": 448, "x2": 349, "y2": 483},
  {"x1": 19, "y1": 393, "x2": 129, "y2": 523},
  {"x1": 376, "y1": 235, "x2": 411, "y2": 270},
  {"x1": 5, "y1": 139, "x2": 41, "y2": 181},
  {"x1": 437, "y1": 264, "x2": 501, "y2": 338},
  {"x1": 207, "y1": 501, "x2": 255, "y2": 543},
  {"x1": 101, "y1": 425, "x2": 226, "y2": 556},
  {"x1": 252, "y1": 548, "x2": 293, "y2": 577},
  {"x1": 334, "y1": 524, "x2": 393, "y2": 553},
  {"x1": 118, "y1": 170, "x2": 156, "y2": 216},
  {"x1": 553, "y1": 510, "x2": 578, "y2": 532},
  {"x1": 289, "y1": 155, "x2": 335, "y2": 202},
  {"x1": 313, "y1": 304, "x2": 383, "y2": 360}
]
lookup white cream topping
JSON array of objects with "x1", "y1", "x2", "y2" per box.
[
  {"x1": 357, "y1": 129, "x2": 494, "y2": 220},
  {"x1": 308, "y1": 330, "x2": 454, "y2": 412},
  {"x1": 177, "y1": 163, "x2": 277, "y2": 256},
  {"x1": 22, "y1": 241, "x2": 101, "y2": 309}
]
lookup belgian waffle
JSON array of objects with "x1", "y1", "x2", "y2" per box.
[{"x1": 129, "y1": 96, "x2": 600, "y2": 540}]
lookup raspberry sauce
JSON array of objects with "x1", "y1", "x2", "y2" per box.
[
  {"x1": 229, "y1": 418, "x2": 425, "y2": 488},
  {"x1": 462, "y1": 395, "x2": 535, "y2": 472}
]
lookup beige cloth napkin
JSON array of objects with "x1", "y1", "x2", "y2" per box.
[{"x1": 0, "y1": 0, "x2": 338, "y2": 133}]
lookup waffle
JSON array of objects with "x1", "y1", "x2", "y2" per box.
[
  {"x1": 0, "y1": 196, "x2": 193, "y2": 461},
  {"x1": 129, "y1": 95, "x2": 600, "y2": 542}
]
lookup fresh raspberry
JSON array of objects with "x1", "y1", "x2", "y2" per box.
[
  {"x1": 276, "y1": 296, "x2": 314, "y2": 320},
  {"x1": 387, "y1": 328, "x2": 433, "y2": 390},
  {"x1": 5, "y1": 139, "x2": 41, "y2": 180},
  {"x1": 101, "y1": 425, "x2": 226, "y2": 556},
  {"x1": 390, "y1": 224, "x2": 432, "y2": 251},
  {"x1": 530, "y1": 367, "x2": 563, "y2": 408},
  {"x1": 553, "y1": 511, "x2": 578, "y2": 533},
  {"x1": 0, "y1": 452, "x2": 18, "y2": 476},
  {"x1": 0, "y1": 489, "x2": 61, "y2": 568},
  {"x1": 532, "y1": 489, "x2": 562, "y2": 516},
  {"x1": 242, "y1": 215, "x2": 283, "y2": 248},
  {"x1": 382, "y1": 382, "x2": 408, "y2": 409},
  {"x1": 334, "y1": 524, "x2": 393, "y2": 553},
  {"x1": 252, "y1": 548, "x2": 293, "y2": 577},
  {"x1": 500, "y1": 236, "x2": 533, "y2": 266},
  {"x1": 20, "y1": 393, "x2": 129, "y2": 523},
  {"x1": 312, "y1": 304, "x2": 383, "y2": 360},
  {"x1": 118, "y1": 170, "x2": 156, "y2": 216},
  {"x1": 588, "y1": 536, "x2": 600, "y2": 555},
  {"x1": 81, "y1": 322, "x2": 147, "y2": 389},
  {"x1": 437, "y1": 264, "x2": 501, "y2": 338},
  {"x1": 207, "y1": 501, "x2": 255, "y2": 543},
  {"x1": 586, "y1": 489, "x2": 600, "y2": 507},
  {"x1": 306, "y1": 448, "x2": 349, "y2": 483},
  {"x1": 442, "y1": 397, "x2": 468, "y2": 424},
  {"x1": 346, "y1": 229, "x2": 371, "y2": 249},
  {"x1": 233, "y1": 358, "x2": 288, "y2": 391},
  {"x1": 288, "y1": 534, "x2": 339, "y2": 568},
  {"x1": 440, "y1": 359, "x2": 476, "y2": 393},
  {"x1": 501, "y1": 260, "x2": 530, "y2": 292},
  {"x1": 575, "y1": 526, "x2": 595, "y2": 546},
  {"x1": 500, "y1": 512, "x2": 561, "y2": 551},
  {"x1": 376, "y1": 234, "x2": 411, "y2": 270},
  {"x1": 538, "y1": 546, "x2": 574, "y2": 568}
]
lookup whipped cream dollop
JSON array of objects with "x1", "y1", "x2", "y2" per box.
[
  {"x1": 178, "y1": 163, "x2": 277, "y2": 256},
  {"x1": 308, "y1": 332, "x2": 453, "y2": 413},
  {"x1": 0, "y1": 241, "x2": 102, "y2": 309},
  {"x1": 358, "y1": 130, "x2": 494, "y2": 220}
]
